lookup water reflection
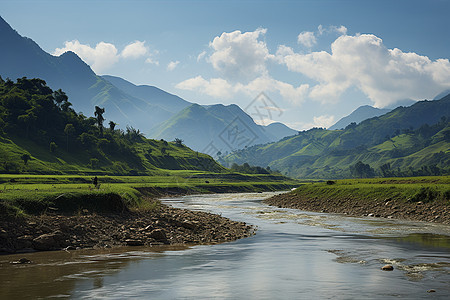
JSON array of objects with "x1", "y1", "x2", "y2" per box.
[{"x1": 0, "y1": 246, "x2": 187, "y2": 300}]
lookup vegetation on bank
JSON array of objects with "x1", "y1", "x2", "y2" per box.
[
  {"x1": 290, "y1": 176, "x2": 450, "y2": 205},
  {"x1": 0, "y1": 172, "x2": 299, "y2": 217}
]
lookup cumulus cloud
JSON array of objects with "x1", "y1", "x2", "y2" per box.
[
  {"x1": 175, "y1": 76, "x2": 234, "y2": 98},
  {"x1": 297, "y1": 115, "x2": 336, "y2": 130},
  {"x1": 208, "y1": 28, "x2": 271, "y2": 81},
  {"x1": 297, "y1": 31, "x2": 316, "y2": 48},
  {"x1": 53, "y1": 40, "x2": 119, "y2": 73},
  {"x1": 54, "y1": 40, "x2": 159, "y2": 73},
  {"x1": 177, "y1": 75, "x2": 309, "y2": 105},
  {"x1": 279, "y1": 33, "x2": 450, "y2": 107},
  {"x1": 121, "y1": 41, "x2": 148, "y2": 59},
  {"x1": 167, "y1": 60, "x2": 180, "y2": 71}
]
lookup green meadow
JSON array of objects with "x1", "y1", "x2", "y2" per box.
[{"x1": 0, "y1": 172, "x2": 299, "y2": 217}]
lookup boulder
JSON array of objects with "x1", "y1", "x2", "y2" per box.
[
  {"x1": 149, "y1": 229, "x2": 167, "y2": 241},
  {"x1": 381, "y1": 264, "x2": 394, "y2": 271},
  {"x1": 33, "y1": 231, "x2": 65, "y2": 251}
]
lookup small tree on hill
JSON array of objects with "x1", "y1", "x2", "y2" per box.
[
  {"x1": 109, "y1": 121, "x2": 117, "y2": 131},
  {"x1": 64, "y1": 123, "x2": 75, "y2": 151},
  {"x1": 94, "y1": 106, "x2": 105, "y2": 136},
  {"x1": 21, "y1": 153, "x2": 31, "y2": 165},
  {"x1": 49, "y1": 142, "x2": 58, "y2": 153}
]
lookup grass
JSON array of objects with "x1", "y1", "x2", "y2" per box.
[
  {"x1": 0, "y1": 172, "x2": 300, "y2": 216},
  {"x1": 291, "y1": 176, "x2": 450, "y2": 204}
]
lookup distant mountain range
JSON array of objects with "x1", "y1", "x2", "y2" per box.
[
  {"x1": 224, "y1": 95, "x2": 450, "y2": 178},
  {"x1": 0, "y1": 16, "x2": 295, "y2": 151},
  {"x1": 149, "y1": 103, "x2": 297, "y2": 154},
  {"x1": 329, "y1": 105, "x2": 392, "y2": 130}
]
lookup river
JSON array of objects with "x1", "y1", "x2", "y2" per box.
[{"x1": 1, "y1": 192, "x2": 450, "y2": 299}]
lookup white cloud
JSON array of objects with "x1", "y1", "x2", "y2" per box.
[
  {"x1": 197, "y1": 51, "x2": 207, "y2": 62},
  {"x1": 297, "y1": 31, "x2": 316, "y2": 48},
  {"x1": 313, "y1": 115, "x2": 335, "y2": 128},
  {"x1": 317, "y1": 25, "x2": 347, "y2": 36},
  {"x1": 145, "y1": 57, "x2": 159, "y2": 65},
  {"x1": 298, "y1": 115, "x2": 335, "y2": 130},
  {"x1": 54, "y1": 40, "x2": 159, "y2": 73},
  {"x1": 167, "y1": 60, "x2": 180, "y2": 71},
  {"x1": 176, "y1": 76, "x2": 233, "y2": 98},
  {"x1": 53, "y1": 40, "x2": 119, "y2": 73},
  {"x1": 330, "y1": 25, "x2": 347, "y2": 35},
  {"x1": 208, "y1": 28, "x2": 271, "y2": 81},
  {"x1": 177, "y1": 75, "x2": 309, "y2": 105},
  {"x1": 121, "y1": 41, "x2": 148, "y2": 59},
  {"x1": 279, "y1": 33, "x2": 450, "y2": 107}
]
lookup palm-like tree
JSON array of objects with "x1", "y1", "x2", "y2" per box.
[{"x1": 94, "y1": 106, "x2": 105, "y2": 135}]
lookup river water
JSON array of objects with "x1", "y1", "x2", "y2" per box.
[{"x1": 1, "y1": 192, "x2": 450, "y2": 299}]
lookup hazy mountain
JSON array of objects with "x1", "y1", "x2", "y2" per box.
[
  {"x1": 148, "y1": 103, "x2": 296, "y2": 154},
  {"x1": 0, "y1": 16, "x2": 184, "y2": 131},
  {"x1": 329, "y1": 105, "x2": 392, "y2": 130},
  {"x1": 102, "y1": 75, "x2": 191, "y2": 114},
  {"x1": 434, "y1": 90, "x2": 450, "y2": 100},
  {"x1": 263, "y1": 122, "x2": 297, "y2": 140},
  {"x1": 224, "y1": 94, "x2": 450, "y2": 178}
]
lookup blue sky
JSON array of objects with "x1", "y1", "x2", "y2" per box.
[{"x1": 1, "y1": 0, "x2": 450, "y2": 130}]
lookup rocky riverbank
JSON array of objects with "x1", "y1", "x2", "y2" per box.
[
  {"x1": 264, "y1": 192, "x2": 450, "y2": 224},
  {"x1": 0, "y1": 199, "x2": 253, "y2": 254}
]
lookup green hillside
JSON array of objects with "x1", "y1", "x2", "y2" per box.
[
  {"x1": 224, "y1": 95, "x2": 450, "y2": 179},
  {"x1": 0, "y1": 77, "x2": 222, "y2": 175}
]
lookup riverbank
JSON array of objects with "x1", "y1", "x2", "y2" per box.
[
  {"x1": 0, "y1": 178, "x2": 299, "y2": 254},
  {"x1": 0, "y1": 198, "x2": 253, "y2": 254},
  {"x1": 264, "y1": 177, "x2": 450, "y2": 224}
]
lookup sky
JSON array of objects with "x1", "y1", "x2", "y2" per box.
[{"x1": 1, "y1": 0, "x2": 450, "y2": 130}]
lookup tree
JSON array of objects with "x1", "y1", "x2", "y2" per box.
[
  {"x1": 64, "y1": 124, "x2": 75, "y2": 151},
  {"x1": 49, "y1": 141, "x2": 58, "y2": 153},
  {"x1": 53, "y1": 89, "x2": 69, "y2": 110},
  {"x1": 350, "y1": 161, "x2": 375, "y2": 178},
  {"x1": 20, "y1": 153, "x2": 31, "y2": 165},
  {"x1": 94, "y1": 106, "x2": 105, "y2": 135},
  {"x1": 174, "y1": 138, "x2": 183, "y2": 146},
  {"x1": 109, "y1": 121, "x2": 117, "y2": 131}
]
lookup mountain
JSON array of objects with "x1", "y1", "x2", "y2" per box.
[
  {"x1": 224, "y1": 95, "x2": 450, "y2": 178},
  {"x1": 102, "y1": 75, "x2": 191, "y2": 114},
  {"x1": 329, "y1": 105, "x2": 392, "y2": 130},
  {"x1": 434, "y1": 90, "x2": 450, "y2": 100},
  {"x1": 148, "y1": 103, "x2": 296, "y2": 154},
  {"x1": 263, "y1": 122, "x2": 297, "y2": 140},
  {"x1": 0, "y1": 16, "x2": 186, "y2": 132}
]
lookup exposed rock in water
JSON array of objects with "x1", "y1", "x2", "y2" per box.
[{"x1": 381, "y1": 265, "x2": 394, "y2": 271}]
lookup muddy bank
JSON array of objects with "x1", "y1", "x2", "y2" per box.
[
  {"x1": 0, "y1": 200, "x2": 253, "y2": 255},
  {"x1": 264, "y1": 192, "x2": 450, "y2": 224}
]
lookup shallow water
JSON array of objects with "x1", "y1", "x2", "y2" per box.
[{"x1": 1, "y1": 192, "x2": 449, "y2": 299}]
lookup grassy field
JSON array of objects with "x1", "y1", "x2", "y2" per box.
[
  {"x1": 291, "y1": 176, "x2": 450, "y2": 204},
  {"x1": 0, "y1": 171, "x2": 300, "y2": 217}
]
